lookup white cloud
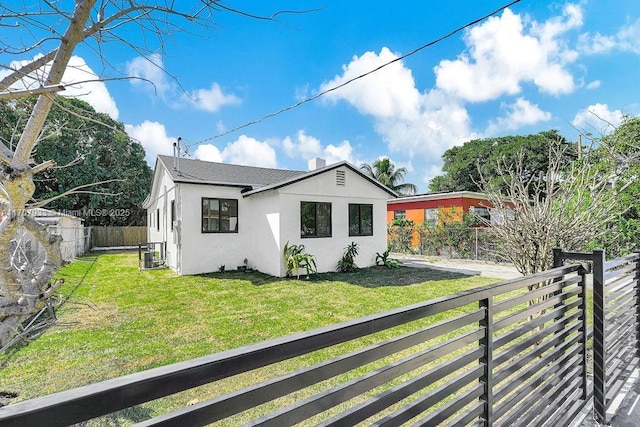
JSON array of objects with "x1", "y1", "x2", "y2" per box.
[
  {"x1": 125, "y1": 121, "x2": 176, "y2": 165},
  {"x1": 486, "y1": 98, "x2": 552, "y2": 134},
  {"x1": 1, "y1": 55, "x2": 119, "y2": 119},
  {"x1": 422, "y1": 164, "x2": 444, "y2": 190},
  {"x1": 571, "y1": 103, "x2": 624, "y2": 134},
  {"x1": 283, "y1": 130, "x2": 323, "y2": 159},
  {"x1": 222, "y1": 136, "x2": 277, "y2": 167},
  {"x1": 184, "y1": 83, "x2": 241, "y2": 112},
  {"x1": 282, "y1": 130, "x2": 356, "y2": 165},
  {"x1": 434, "y1": 5, "x2": 581, "y2": 101},
  {"x1": 127, "y1": 53, "x2": 171, "y2": 98},
  {"x1": 60, "y1": 56, "x2": 119, "y2": 119},
  {"x1": 320, "y1": 47, "x2": 476, "y2": 162},
  {"x1": 585, "y1": 80, "x2": 601, "y2": 90},
  {"x1": 324, "y1": 140, "x2": 355, "y2": 165},
  {"x1": 579, "y1": 18, "x2": 640, "y2": 55},
  {"x1": 194, "y1": 135, "x2": 277, "y2": 168},
  {"x1": 127, "y1": 54, "x2": 241, "y2": 111},
  {"x1": 193, "y1": 144, "x2": 223, "y2": 163}
]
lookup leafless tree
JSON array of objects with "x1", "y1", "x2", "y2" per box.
[
  {"x1": 480, "y1": 140, "x2": 622, "y2": 276},
  {"x1": 0, "y1": 1, "x2": 313, "y2": 351}
]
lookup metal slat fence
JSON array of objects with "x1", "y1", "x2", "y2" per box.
[
  {"x1": 555, "y1": 249, "x2": 640, "y2": 424},
  {"x1": 0, "y1": 263, "x2": 592, "y2": 426}
]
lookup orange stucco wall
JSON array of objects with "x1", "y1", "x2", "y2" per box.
[{"x1": 387, "y1": 194, "x2": 494, "y2": 248}]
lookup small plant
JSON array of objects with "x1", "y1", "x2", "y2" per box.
[
  {"x1": 283, "y1": 242, "x2": 317, "y2": 279},
  {"x1": 218, "y1": 265, "x2": 225, "y2": 273},
  {"x1": 375, "y1": 248, "x2": 400, "y2": 268},
  {"x1": 337, "y1": 242, "x2": 359, "y2": 273}
]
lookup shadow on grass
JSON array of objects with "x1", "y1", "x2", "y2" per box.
[
  {"x1": 201, "y1": 266, "x2": 472, "y2": 288},
  {"x1": 311, "y1": 266, "x2": 473, "y2": 287}
]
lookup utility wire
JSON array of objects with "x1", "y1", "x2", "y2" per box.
[{"x1": 190, "y1": 0, "x2": 523, "y2": 146}]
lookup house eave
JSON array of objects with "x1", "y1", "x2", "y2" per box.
[{"x1": 242, "y1": 161, "x2": 398, "y2": 198}]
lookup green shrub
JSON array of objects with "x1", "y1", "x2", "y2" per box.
[
  {"x1": 283, "y1": 242, "x2": 317, "y2": 279},
  {"x1": 376, "y1": 249, "x2": 400, "y2": 268},
  {"x1": 388, "y1": 219, "x2": 415, "y2": 253},
  {"x1": 337, "y1": 242, "x2": 359, "y2": 273}
]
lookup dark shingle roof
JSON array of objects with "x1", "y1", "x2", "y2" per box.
[
  {"x1": 156, "y1": 155, "x2": 398, "y2": 198},
  {"x1": 157, "y1": 155, "x2": 306, "y2": 188}
]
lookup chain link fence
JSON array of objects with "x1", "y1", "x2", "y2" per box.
[{"x1": 389, "y1": 222, "x2": 506, "y2": 262}]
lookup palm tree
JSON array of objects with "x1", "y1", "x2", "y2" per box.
[{"x1": 360, "y1": 158, "x2": 418, "y2": 195}]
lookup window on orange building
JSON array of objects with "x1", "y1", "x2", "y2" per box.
[
  {"x1": 471, "y1": 206, "x2": 491, "y2": 223},
  {"x1": 424, "y1": 208, "x2": 439, "y2": 226},
  {"x1": 393, "y1": 210, "x2": 406, "y2": 220}
]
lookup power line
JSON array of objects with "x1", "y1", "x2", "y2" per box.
[{"x1": 189, "y1": 0, "x2": 523, "y2": 147}]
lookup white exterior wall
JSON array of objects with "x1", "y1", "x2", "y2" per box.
[
  {"x1": 178, "y1": 185, "x2": 250, "y2": 275},
  {"x1": 276, "y1": 166, "x2": 388, "y2": 275},
  {"x1": 148, "y1": 164, "x2": 390, "y2": 277},
  {"x1": 57, "y1": 216, "x2": 85, "y2": 261},
  {"x1": 146, "y1": 167, "x2": 179, "y2": 270},
  {"x1": 242, "y1": 191, "x2": 282, "y2": 276}
]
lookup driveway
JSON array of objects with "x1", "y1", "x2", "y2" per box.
[{"x1": 395, "y1": 254, "x2": 522, "y2": 280}]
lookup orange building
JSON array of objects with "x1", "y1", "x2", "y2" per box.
[
  {"x1": 387, "y1": 191, "x2": 498, "y2": 224},
  {"x1": 387, "y1": 191, "x2": 498, "y2": 246}
]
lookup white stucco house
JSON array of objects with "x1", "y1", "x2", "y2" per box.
[{"x1": 143, "y1": 155, "x2": 396, "y2": 276}]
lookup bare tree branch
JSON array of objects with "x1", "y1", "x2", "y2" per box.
[{"x1": 27, "y1": 179, "x2": 124, "y2": 209}]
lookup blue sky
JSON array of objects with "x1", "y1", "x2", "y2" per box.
[{"x1": 3, "y1": 0, "x2": 640, "y2": 192}]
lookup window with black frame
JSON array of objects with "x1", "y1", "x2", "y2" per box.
[
  {"x1": 202, "y1": 198, "x2": 238, "y2": 233},
  {"x1": 349, "y1": 204, "x2": 373, "y2": 236},
  {"x1": 301, "y1": 201, "x2": 332, "y2": 237}
]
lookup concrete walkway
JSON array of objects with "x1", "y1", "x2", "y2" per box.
[{"x1": 394, "y1": 253, "x2": 523, "y2": 280}]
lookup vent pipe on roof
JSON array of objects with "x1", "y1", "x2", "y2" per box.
[
  {"x1": 174, "y1": 137, "x2": 182, "y2": 175},
  {"x1": 173, "y1": 141, "x2": 177, "y2": 170},
  {"x1": 308, "y1": 157, "x2": 326, "y2": 171}
]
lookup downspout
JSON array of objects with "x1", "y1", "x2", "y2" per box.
[
  {"x1": 163, "y1": 185, "x2": 167, "y2": 244},
  {"x1": 176, "y1": 184, "x2": 182, "y2": 274}
]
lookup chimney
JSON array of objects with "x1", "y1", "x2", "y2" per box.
[{"x1": 308, "y1": 157, "x2": 326, "y2": 171}]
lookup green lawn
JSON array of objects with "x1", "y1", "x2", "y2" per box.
[{"x1": 0, "y1": 252, "x2": 499, "y2": 422}]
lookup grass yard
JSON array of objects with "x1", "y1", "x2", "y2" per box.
[{"x1": 0, "y1": 252, "x2": 501, "y2": 423}]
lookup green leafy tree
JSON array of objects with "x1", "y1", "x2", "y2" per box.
[
  {"x1": 591, "y1": 116, "x2": 640, "y2": 256},
  {"x1": 429, "y1": 130, "x2": 575, "y2": 194},
  {"x1": 361, "y1": 158, "x2": 417, "y2": 195},
  {"x1": 0, "y1": 97, "x2": 152, "y2": 225}
]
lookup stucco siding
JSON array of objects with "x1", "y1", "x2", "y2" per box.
[
  {"x1": 147, "y1": 162, "x2": 392, "y2": 277},
  {"x1": 178, "y1": 185, "x2": 249, "y2": 275},
  {"x1": 277, "y1": 166, "x2": 388, "y2": 274},
  {"x1": 243, "y1": 191, "x2": 282, "y2": 276}
]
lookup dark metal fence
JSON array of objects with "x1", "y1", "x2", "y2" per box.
[
  {"x1": 555, "y1": 248, "x2": 640, "y2": 424},
  {"x1": 0, "y1": 250, "x2": 637, "y2": 426}
]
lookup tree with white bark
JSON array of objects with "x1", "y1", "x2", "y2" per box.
[
  {"x1": 480, "y1": 136, "x2": 633, "y2": 276},
  {"x1": 0, "y1": 1, "x2": 313, "y2": 351}
]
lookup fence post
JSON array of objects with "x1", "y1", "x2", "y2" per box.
[
  {"x1": 552, "y1": 247, "x2": 563, "y2": 268},
  {"x1": 579, "y1": 264, "x2": 589, "y2": 401},
  {"x1": 475, "y1": 228, "x2": 479, "y2": 261},
  {"x1": 480, "y1": 297, "x2": 493, "y2": 427},
  {"x1": 592, "y1": 248, "x2": 607, "y2": 424}
]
